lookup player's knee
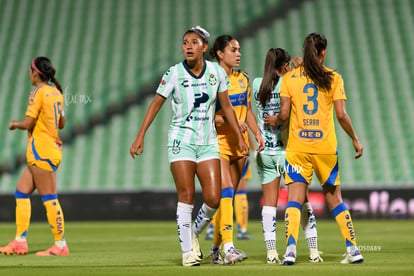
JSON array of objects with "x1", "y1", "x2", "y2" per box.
[{"x1": 204, "y1": 196, "x2": 220, "y2": 209}]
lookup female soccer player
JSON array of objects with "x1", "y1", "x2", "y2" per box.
[
  {"x1": 129, "y1": 26, "x2": 248, "y2": 267},
  {"x1": 0, "y1": 57, "x2": 69, "y2": 256},
  {"x1": 274, "y1": 33, "x2": 364, "y2": 265},
  {"x1": 208, "y1": 34, "x2": 264, "y2": 265},
  {"x1": 253, "y1": 48, "x2": 323, "y2": 264}
]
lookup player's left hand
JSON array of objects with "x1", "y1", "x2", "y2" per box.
[
  {"x1": 255, "y1": 133, "x2": 265, "y2": 152},
  {"x1": 264, "y1": 114, "x2": 278, "y2": 127},
  {"x1": 353, "y1": 139, "x2": 363, "y2": 159},
  {"x1": 238, "y1": 121, "x2": 248, "y2": 133}
]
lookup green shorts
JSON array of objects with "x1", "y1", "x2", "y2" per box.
[
  {"x1": 168, "y1": 139, "x2": 220, "y2": 163},
  {"x1": 256, "y1": 151, "x2": 286, "y2": 185}
]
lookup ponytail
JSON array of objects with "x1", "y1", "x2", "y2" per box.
[
  {"x1": 258, "y1": 48, "x2": 290, "y2": 107},
  {"x1": 303, "y1": 33, "x2": 333, "y2": 91},
  {"x1": 51, "y1": 76, "x2": 63, "y2": 94}
]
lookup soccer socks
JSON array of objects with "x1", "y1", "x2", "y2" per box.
[
  {"x1": 42, "y1": 195, "x2": 66, "y2": 248},
  {"x1": 284, "y1": 201, "x2": 302, "y2": 255},
  {"x1": 234, "y1": 190, "x2": 248, "y2": 233},
  {"x1": 177, "y1": 202, "x2": 193, "y2": 254},
  {"x1": 301, "y1": 202, "x2": 318, "y2": 251},
  {"x1": 212, "y1": 204, "x2": 222, "y2": 246},
  {"x1": 192, "y1": 203, "x2": 216, "y2": 236},
  {"x1": 219, "y1": 187, "x2": 234, "y2": 253},
  {"x1": 15, "y1": 190, "x2": 31, "y2": 241},
  {"x1": 332, "y1": 202, "x2": 358, "y2": 253},
  {"x1": 262, "y1": 206, "x2": 277, "y2": 251}
]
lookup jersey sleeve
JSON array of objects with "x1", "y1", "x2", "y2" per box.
[
  {"x1": 246, "y1": 73, "x2": 251, "y2": 105},
  {"x1": 156, "y1": 66, "x2": 176, "y2": 98},
  {"x1": 332, "y1": 73, "x2": 347, "y2": 101},
  {"x1": 25, "y1": 88, "x2": 43, "y2": 119},
  {"x1": 217, "y1": 66, "x2": 230, "y2": 93}
]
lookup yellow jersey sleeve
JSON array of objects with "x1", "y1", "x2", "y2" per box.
[
  {"x1": 332, "y1": 73, "x2": 347, "y2": 101},
  {"x1": 25, "y1": 88, "x2": 43, "y2": 119}
]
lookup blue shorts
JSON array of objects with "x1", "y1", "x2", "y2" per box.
[
  {"x1": 284, "y1": 151, "x2": 340, "y2": 187},
  {"x1": 256, "y1": 151, "x2": 285, "y2": 185},
  {"x1": 168, "y1": 139, "x2": 220, "y2": 163}
]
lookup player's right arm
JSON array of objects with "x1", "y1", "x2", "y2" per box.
[
  {"x1": 9, "y1": 116, "x2": 36, "y2": 131},
  {"x1": 130, "y1": 94, "x2": 166, "y2": 159}
]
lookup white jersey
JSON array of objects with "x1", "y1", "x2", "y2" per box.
[
  {"x1": 252, "y1": 77, "x2": 284, "y2": 155},
  {"x1": 157, "y1": 60, "x2": 230, "y2": 145}
]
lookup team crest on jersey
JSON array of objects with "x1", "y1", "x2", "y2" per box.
[
  {"x1": 209, "y1": 74, "x2": 217, "y2": 86},
  {"x1": 238, "y1": 79, "x2": 246, "y2": 89}
]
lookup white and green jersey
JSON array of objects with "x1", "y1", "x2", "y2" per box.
[
  {"x1": 252, "y1": 77, "x2": 284, "y2": 155},
  {"x1": 157, "y1": 60, "x2": 230, "y2": 145}
]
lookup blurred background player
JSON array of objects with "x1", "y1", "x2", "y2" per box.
[
  {"x1": 254, "y1": 48, "x2": 322, "y2": 263},
  {"x1": 0, "y1": 56, "x2": 69, "y2": 256},
  {"x1": 130, "y1": 26, "x2": 248, "y2": 266},
  {"x1": 275, "y1": 32, "x2": 364, "y2": 265},
  {"x1": 209, "y1": 34, "x2": 264, "y2": 265}
]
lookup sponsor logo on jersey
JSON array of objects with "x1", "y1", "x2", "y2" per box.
[
  {"x1": 181, "y1": 79, "x2": 189, "y2": 88},
  {"x1": 299, "y1": 129, "x2": 323, "y2": 139},
  {"x1": 193, "y1": 92, "x2": 209, "y2": 108}
]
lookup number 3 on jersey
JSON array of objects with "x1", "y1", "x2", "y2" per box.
[{"x1": 303, "y1": 83, "x2": 318, "y2": 115}]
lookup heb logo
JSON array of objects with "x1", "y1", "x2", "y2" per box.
[{"x1": 299, "y1": 129, "x2": 323, "y2": 139}]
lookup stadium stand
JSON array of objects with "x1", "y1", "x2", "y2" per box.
[{"x1": 0, "y1": 0, "x2": 413, "y2": 193}]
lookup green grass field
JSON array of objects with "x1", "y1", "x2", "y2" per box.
[{"x1": 0, "y1": 219, "x2": 413, "y2": 275}]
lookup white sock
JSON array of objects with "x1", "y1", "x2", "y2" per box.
[
  {"x1": 55, "y1": 239, "x2": 67, "y2": 249},
  {"x1": 176, "y1": 202, "x2": 193, "y2": 254},
  {"x1": 223, "y1": 242, "x2": 234, "y2": 253},
  {"x1": 301, "y1": 202, "x2": 318, "y2": 250},
  {"x1": 192, "y1": 203, "x2": 216, "y2": 236},
  {"x1": 262, "y1": 206, "x2": 277, "y2": 251},
  {"x1": 15, "y1": 236, "x2": 26, "y2": 242},
  {"x1": 286, "y1": 244, "x2": 297, "y2": 257}
]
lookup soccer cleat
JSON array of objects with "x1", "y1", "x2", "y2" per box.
[
  {"x1": 0, "y1": 240, "x2": 28, "y2": 255},
  {"x1": 281, "y1": 251, "x2": 296, "y2": 265},
  {"x1": 210, "y1": 248, "x2": 224, "y2": 264},
  {"x1": 309, "y1": 249, "x2": 324, "y2": 262},
  {"x1": 182, "y1": 252, "x2": 200, "y2": 267},
  {"x1": 340, "y1": 250, "x2": 363, "y2": 264},
  {"x1": 36, "y1": 244, "x2": 69, "y2": 256},
  {"x1": 224, "y1": 247, "x2": 248, "y2": 264},
  {"x1": 237, "y1": 231, "x2": 253, "y2": 240},
  {"x1": 266, "y1": 249, "x2": 280, "y2": 264},
  {"x1": 192, "y1": 234, "x2": 203, "y2": 261}
]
